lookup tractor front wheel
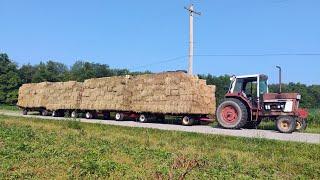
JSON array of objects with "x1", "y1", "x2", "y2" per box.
[
  {"x1": 216, "y1": 98, "x2": 248, "y2": 129},
  {"x1": 276, "y1": 116, "x2": 296, "y2": 133}
]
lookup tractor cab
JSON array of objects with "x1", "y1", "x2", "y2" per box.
[{"x1": 227, "y1": 74, "x2": 268, "y2": 108}]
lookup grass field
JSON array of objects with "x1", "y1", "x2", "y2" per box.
[
  {"x1": 0, "y1": 105, "x2": 19, "y2": 111},
  {"x1": 0, "y1": 115, "x2": 319, "y2": 179}
]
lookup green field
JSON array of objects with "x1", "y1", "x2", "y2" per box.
[
  {"x1": 0, "y1": 115, "x2": 319, "y2": 179},
  {"x1": 0, "y1": 105, "x2": 19, "y2": 111}
]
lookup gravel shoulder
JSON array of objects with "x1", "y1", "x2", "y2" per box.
[{"x1": 1, "y1": 110, "x2": 319, "y2": 144}]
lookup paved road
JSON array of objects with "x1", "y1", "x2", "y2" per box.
[{"x1": 1, "y1": 110, "x2": 319, "y2": 144}]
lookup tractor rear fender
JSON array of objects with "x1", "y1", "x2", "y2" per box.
[{"x1": 225, "y1": 93, "x2": 253, "y2": 120}]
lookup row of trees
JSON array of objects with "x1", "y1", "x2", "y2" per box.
[
  {"x1": 1, "y1": 53, "x2": 319, "y2": 108},
  {"x1": 0, "y1": 53, "x2": 150, "y2": 104}
]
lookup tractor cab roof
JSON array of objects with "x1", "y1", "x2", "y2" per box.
[{"x1": 230, "y1": 74, "x2": 268, "y2": 82}]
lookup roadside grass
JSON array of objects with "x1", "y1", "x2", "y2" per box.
[
  {"x1": 0, "y1": 115, "x2": 319, "y2": 179},
  {"x1": 0, "y1": 105, "x2": 19, "y2": 111}
]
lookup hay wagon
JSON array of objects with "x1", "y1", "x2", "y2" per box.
[{"x1": 17, "y1": 72, "x2": 216, "y2": 126}]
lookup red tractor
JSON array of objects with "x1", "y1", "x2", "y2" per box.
[{"x1": 216, "y1": 67, "x2": 308, "y2": 133}]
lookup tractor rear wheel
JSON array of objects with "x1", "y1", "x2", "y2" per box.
[
  {"x1": 216, "y1": 98, "x2": 248, "y2": 129},
  {"x1": 295, "y1": 118, "x2": 307, "y2": 132},
  {"x1": 276, "y1": 116, "x2": 296, "y2": 133}
]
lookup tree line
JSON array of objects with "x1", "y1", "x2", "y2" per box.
[{"x1": 1, "y1": 53, "x2": 319, "y2": 108}]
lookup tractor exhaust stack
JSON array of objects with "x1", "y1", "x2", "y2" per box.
[{"x1": 276, "y1": 66, "x2": 282, "y2": 93}]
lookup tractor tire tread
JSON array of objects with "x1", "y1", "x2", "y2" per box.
[{"x1": 217, "y1": 98, "x2": 248, "y2": 129}]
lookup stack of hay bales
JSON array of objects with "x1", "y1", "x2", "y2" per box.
[
  {"x1": 128, "y1": 72, "x2": 216, "y2": 115},
  {"x1": 80, "y1": 76, "x2": 131, "y2": 111},
  {"x1": 79, "y1": 72, "x2": 216, "y2": 115},
  {"x1": 17, "y1": 82, "x2": 52, "y2": 108},
  {"x1": 46, "y1": 81, "x2": 83, "y2": 110},
  {"x1": 17, "y1": 72, "x2": 216, "y2": 115}
]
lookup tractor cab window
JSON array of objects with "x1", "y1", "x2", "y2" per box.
[
  {"x1": 233, "y1": 79, "x2": 244, "y2": 92},
  {"x1": 244, "y1": 81, "x2": 257, "y2": 99},
  {"x1": 233, "y1": 78, "x2": 257, "y2": 99},
  {"x1": 259, "y1": 80, "x2": 268, "y2": 95}
]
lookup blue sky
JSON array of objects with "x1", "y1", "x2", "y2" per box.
[{"x1": 1, "y1": 0, "x2": 319, "y2": 84}]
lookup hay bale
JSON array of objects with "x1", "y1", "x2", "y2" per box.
[
  {"x1": 46, "y1": 81, "x2": 83, "y2": 110},
  {"x1": 80, "y1": 76, "x2": 131, "y2": 111},
  {"x1": 17, "y1": 81, "x2": 83, "y2": 110},
  {"x1": 17, "y1": 82, "x2": 53, "y2": 108}
]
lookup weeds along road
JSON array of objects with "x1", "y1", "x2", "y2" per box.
[{"x1": 1, "y1": 110, "x2": 319, "y2": 144}]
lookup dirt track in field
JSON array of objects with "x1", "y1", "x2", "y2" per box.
[{"x1": 1, "y1": 110, "x2": 319, "y2": 144}]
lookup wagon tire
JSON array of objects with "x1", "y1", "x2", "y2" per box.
[
  {"x1": 71, "y1": 111, "x2": 79, "y2": 118},
  {"x1": 85, "y1": 112, "x2": 93, "y2": 119},
  {"x1": 182, "y1": 116, "x2": 195, "y2": 126},
  {"x1": 41, "y1": 109, "x2": 49, "y2": 116},
  {"x1": 115, "y1": 112, "x2": 124, "y2": 121},
  {"x1": 22, "y1": 109, "x2": 28, "y2": 115},
  {"x1": 139, "y1": 114, "x2": 149, "y2": 123},
  {"x1": 52, "y1": 110, "x2": 60, "y2": 117}
]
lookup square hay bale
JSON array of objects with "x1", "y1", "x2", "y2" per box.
[
  {"x1": 45, "y1": 81, "x2": 83, "y2": 110},
  {"x1": 17, "y1": 82, "x2": 53, "y2": 108}
]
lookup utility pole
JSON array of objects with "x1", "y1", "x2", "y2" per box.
[{"x1": 185, "y1": 4, "x2": 201, "y2": 75}]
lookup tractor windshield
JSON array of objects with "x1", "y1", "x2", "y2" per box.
[{"x1": 259, "y1": 79, "x2": 268, "y2": 95}]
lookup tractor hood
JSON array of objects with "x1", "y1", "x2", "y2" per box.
[{"x1": 263, "y1": 93, "x2": 301, "y2": 100}]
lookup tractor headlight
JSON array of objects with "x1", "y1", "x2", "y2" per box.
[{"x1": 265, "y1": 105, "x2": 270, "y2": 110}]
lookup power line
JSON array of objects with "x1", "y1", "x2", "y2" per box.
[
  {"x1": 129, "y1": 55, "x2": 187, "y2": 71},
  {"x1": 195, "y1": 53, "x2": 320, "y2": 57},
  {"x1": 128, "y1": 53, "x2": 320, "y2": 71}
]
